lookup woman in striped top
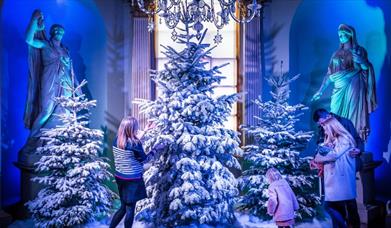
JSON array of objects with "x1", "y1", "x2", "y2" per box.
[{"x1": 110, "y1": 116, "x2": 151, "y2": 228}]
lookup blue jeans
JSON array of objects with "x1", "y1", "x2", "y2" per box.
[
  {"x1": 109, "y1": 201, "x2": 136, "y2": 228},
  {"x1": 325, "y1": 201, "x2": 347, "y2": 228},
  {"x1": 324, "y1": 200, "x2": 360, "y2": 228}
]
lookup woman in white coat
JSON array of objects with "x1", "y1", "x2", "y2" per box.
[{"x1": 313, "y1": 116, "x2": 360, "y2": 228}]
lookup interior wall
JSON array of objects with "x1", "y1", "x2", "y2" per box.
[
  {"x1": 96, "y1": 0, "x2": 134, "y2": 132},
  {"x1": 0, "y1": 0, "x2": 3, "y2": 210},
  {"x1": 257, "y1": 0, "x2": 300, "y2": 102}
]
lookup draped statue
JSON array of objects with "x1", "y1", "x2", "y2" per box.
[
  {"x1": 19, "y1": 10, "x2": 77, "y2": 165},
  {"x1": 312, "y1": 24, "x2": 377, "y2": 141}
]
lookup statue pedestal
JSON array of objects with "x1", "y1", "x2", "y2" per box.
[
  {"x1": 13, "y1": 137, "x2": 45, "y2": 218},
  {"x1": 357, "y1": 203, "x2": 383, "y2": 224},
  {"x1": 1, "y1": 175, "x2": 13, "y2": 226},
  {"x1": 14, "y1": 161, "x2": 44, "y2": 204},
  {"x1": 356, "y1": 152, "x2": 383, "y2": 224},
  {"x1": 0, "y1": 210, "x2": 12, "y2": 227},
  {"x1": 386, "y1": 215, "x2": 391, "y2": 228}
]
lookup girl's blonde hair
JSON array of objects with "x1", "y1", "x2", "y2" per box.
[
  {"x1": 117, "y1": 116, "x2": 140, "y2": 149},
  {"x1": 321, "y1": 117, "x2": 356, "y2": 147},
  {"x1": 266, "y1": 167, "x2": 282, "y2": 184}
]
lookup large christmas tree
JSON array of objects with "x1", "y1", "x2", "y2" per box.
[
  {"x1": 237, "y1": 68, "x2": 321, "y2": 220},
  {"x1": 136, "y1": 27, "x2": 243, "y2": 227},
  {"x1": 26, "y1": 78, "x2": 115, "y2": 227}
]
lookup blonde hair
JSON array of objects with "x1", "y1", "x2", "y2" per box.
[
  {"x1": 266, "y1": 168, "x2": 282, "y2": 184},
  {"x1": 117, "y1": 116, "x2": 140, "y2": 149},
  {"x1": 321, "y1": 117, "x2": 356, "y2": 147}
]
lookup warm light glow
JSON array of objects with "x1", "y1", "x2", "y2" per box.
[{"x1": 156, "y1": 16, "x2": 238, "y2": 130}]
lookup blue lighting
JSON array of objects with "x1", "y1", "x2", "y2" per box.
[
  {"x1": 1, "y1": 0, "x2": 106, "y2": 206},
  {"x1": 290, "y1": 0, "x2": 390, "y2": 199}
]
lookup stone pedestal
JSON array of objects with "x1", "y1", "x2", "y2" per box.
[
  {"x1": 356, "y1": 152, "x2": 382, "y2": 224},
  {"x1": 386, "y1": 201, "x2": 391, "y2": 228},
  {"x1": 1, "y1": 123, "x2": 13, "y2": 226},
  {"x1": 0, "y1": 176, "x2": 13, "y2": 227},
  {"x1": 13, "y1": 137, "x2": 45, "y2": 218},
  {"x1": 386, "y1": 215, "x2": 391, "y2": 228},
  {"x1": 14, "y1": 162, "x2": 44, "y2": 204},
  {"x1": 0, "y1": 210, "x2": 13, "y2": 227}
]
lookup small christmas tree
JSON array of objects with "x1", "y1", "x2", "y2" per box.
[
  {"x1": 237, "y1": 62, "x2": 321, "y2": 220},
  {"x1": 26, "y1": 77, "x2": 115, "y2": 227},
  {"x1": 136, "y1": 27, "x2": 243, "y2": 227}
]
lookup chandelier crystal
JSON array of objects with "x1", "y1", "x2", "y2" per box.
[{"x1": 133, "y1": 0, "x2": 262, "y2": 43}]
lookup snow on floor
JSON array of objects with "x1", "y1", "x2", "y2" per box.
[
  {"x1": 9, "y1": 213, "x2": 332, "y2": 228},
  {"x1": 8, "y1": 219, "x2": 151, "y2": 228},
  {"x1": 236, "y1": 212, "x2": 332, "y2": 228}
]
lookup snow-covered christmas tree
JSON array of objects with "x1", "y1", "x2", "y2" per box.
[
  {"x1": 237, "y1": 63, "x2": 321, "y2": 221},
  {"x1": 26, "y1": 77, "x2": 115, "y2": 227},
  {"x1": 135, "y1": 26, "x2": 243, "y2": 227}
]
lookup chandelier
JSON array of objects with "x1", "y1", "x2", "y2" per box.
[{"x1": 132, "y1": 0, "x2": 262, "y2": 43}]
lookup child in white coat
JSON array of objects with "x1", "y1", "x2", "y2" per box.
[{"x1": 267, "y1": 168, "x2": 299, "y2": 228}]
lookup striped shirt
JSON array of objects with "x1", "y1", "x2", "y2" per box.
[{"x1": 112, "y1": 139, "x2": 146, "y2": 180}]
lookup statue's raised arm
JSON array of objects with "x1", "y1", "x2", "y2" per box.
[{"x1": 25, "y1": 9, "x2": 47, "y2": 48}]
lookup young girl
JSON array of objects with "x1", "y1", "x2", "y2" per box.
[
  {"x1": 110, "y1": 116, "x2": 152, "y2": 228},
  {"x1": 266, "y1": 167, "x2": 299, "y2": 228}
]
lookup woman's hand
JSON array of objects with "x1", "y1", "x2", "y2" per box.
[
  {"x1": 349, "y1": 148, "x2": 361, "y2": 158},
  {"x1": 324, "y1": 142, "x2": 334, "y2": 148},
  {"x1": 310, "y1": 159, "x2": 319, "y2": 170},
  {"x1": 137, "y1": 121, "x2": 156, "y2": 139},
  {"x1": 145, "y1": 121, "x2": 156, "y2": 131},
  {"x1": 310, "y1": 159, "x2": 324, "y2": 176}
]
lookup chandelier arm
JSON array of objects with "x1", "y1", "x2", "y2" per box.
[
  {"x1": 136, "y1": 0, "x2": 162, "y2": 15},
  {"x1": 165, "y1": 1, "x2": 175, "y2": 11},
  {"x1": 209, "y1": 0, "x2": 215, "y2": 22},
  {"x1": 228, "y1": 10, "x2": 256, "y2": 23},
  {"x1": 217, "y1": 0, "x2": 237, "y2": 7},
  {"x1": 181, "y1": 1, "x2": 194, "y2": 25},
  {"x1": 161, "y1": 10, "x2": 181, "y2": 29},
  {"x1": 213, "y1": 17, "x2": 225, "y2": 30},
  {"x1": 165, "y1": 19, "x2": 180, "y2": 29},
  {"x1": 199, "y1": 4, "x2": 212, "y2": 21}
]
